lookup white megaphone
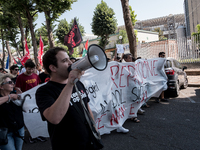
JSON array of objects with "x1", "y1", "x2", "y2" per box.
[{"x1": 68, "y1": 44, "x2": 108, "y2": 72}]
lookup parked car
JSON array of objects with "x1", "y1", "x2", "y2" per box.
[{"x1": 164, "y1": 57, "x2": 188, "y2": 97}]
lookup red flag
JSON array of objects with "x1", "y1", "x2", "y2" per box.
[
  {"x1": 64, "y1": 18, "x2": 82, "y2": 55},
  {"x1": 13, "y1": 57, "x2": 17, "y2": 64},
  {"x1": 20, "y1": 53, "x2": 30, "y2": 66},
  {"x1": 38, "y1": 36, "x2": 44, "y2": 66},
  {"x1": 17, "y1": 57, "x2": 21, "y2": 61},
  {"x1": 25, "y1": 38, "x2": 30, "y2": 57},
  {"x1": 85, "y1": 39, "x2": 88, "y2": 50}
]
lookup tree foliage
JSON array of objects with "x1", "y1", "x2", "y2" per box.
[
  {"x1": 154, "y1": 27, "x2": 167, "y2": 40},
  {"x1": 192, "y1": 24, "x2": 200, "y2": 48},
  {"x1": 56, "y1": 19, "x2": 70, "y2": 44},
  {"x1": 129, "y1": 6, "x2": 137, "y2": 26},
  {"x1": 91, "y1": 0, "x2": 117, "y2": 49},
  {"x1": 0, "y1": 0, "x2": 84, "y2": 67},
  {"x1": 35, "y1": 0, "x2": 77, "y2": 48}
]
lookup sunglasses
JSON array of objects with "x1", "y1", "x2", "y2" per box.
[
  {"x1": 14, "y1": 69, "x2": 19, "y2": 71},
  {"x1": 1, "y1": 81, "x2": 14, "y2": 85}
]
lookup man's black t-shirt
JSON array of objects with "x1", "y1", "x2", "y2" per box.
[{"x1": 36, "y1": 81, "x2": 92, "y2": 150}]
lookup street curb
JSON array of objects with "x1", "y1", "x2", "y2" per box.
[{"x1": 188, "y1": 84, "x2": 200, "y2": 87}]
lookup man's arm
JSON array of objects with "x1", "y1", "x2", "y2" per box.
[
  {"x1": 42, "y1": 69, "x2": 81, "y2": 125},
  {"x1": 43, "y1": 83, "x2": 74, "y2": 124}
]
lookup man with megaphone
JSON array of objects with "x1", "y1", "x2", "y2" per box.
[{"x1": 36, "y1": 46, "x2": 104, "y2": 150}]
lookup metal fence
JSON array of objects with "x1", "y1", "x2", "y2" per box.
[{"x1": 137, "y1": 37, "x2": 200, "y2": 63}]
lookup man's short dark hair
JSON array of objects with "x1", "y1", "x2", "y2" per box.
[
  {"x1": 123, "y1": 53, "x2": 132, "y2": 60},
  {"x1": 158, "y1": 52, "x2": 165, "y2": 57},
  {"x1": 43, "y1": 47, "x2": 67, "y2": 75},
  {"x1": 25, "y1": 59, "x2": 35, "y2": 68}
]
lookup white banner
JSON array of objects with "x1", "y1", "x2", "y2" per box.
[
  {"x1": 21, "y1": 58, "x2": 167, "y2": 137},
  {"x1": 81, "y1": 58, "x2": 167, "y2": 135}
]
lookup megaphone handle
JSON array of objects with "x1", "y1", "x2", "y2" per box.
[{"x1": 73, "y1": 78, "x2": 79, "y2": 84}]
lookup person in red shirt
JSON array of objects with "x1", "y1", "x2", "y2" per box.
[
  {"x1": 15, "y1": 59, "x2": 45, "y2": 143},
  {"x1": 15, "y1": 59, "x2": 40, "y2": 92}
]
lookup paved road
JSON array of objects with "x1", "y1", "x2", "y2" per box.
[{"x1": 22, "y1": 87, "x2": 200, "y2": 150}]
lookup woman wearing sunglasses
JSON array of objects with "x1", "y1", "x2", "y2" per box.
[{"x1": 0, "y1": 74, "x2": 24, "y2": 150}]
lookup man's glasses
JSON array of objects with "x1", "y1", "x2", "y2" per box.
[
  {"x1": 1, "y1": 81, "x2": 14, "y2": 85},
  {"x1": 14, "y1": 69, "x2": 19, "y2": 71}
]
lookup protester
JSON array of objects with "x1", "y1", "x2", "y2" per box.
[
  {"x1": 0, "y1": 73, "x2": 24, "y2": 150},
  {"x1": 155, "y1": 52, "x2": 168, "y2": 103},
  {"x1": 36, "y1": 47, "x2": 102, "y2": 150},
  {"x1": 70, "y1": 57, "x2": 77, "y2": 63},
  {"x1": 15, "y1": 59, "x2": 40, "y2": 92},
  {"x1": 15, "y1": 59, "x2": 46, "y2": 143},
  {"x1": 39, "y1": 70, "x2": 50, "y2": 84},
  {"x1": 9, "y1": 65, "x2": 19, "y2": 84},
  {"x1": 123, "y1": 53, "x2": 133, "y2": 62},
  {"x1": 36, "y1": 63, "x2": 44, "y2": 74},
  {"x1": 0, "y1": 68, "x2": 7, "y2": 74}
]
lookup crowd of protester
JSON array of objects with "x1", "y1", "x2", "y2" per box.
[
  {"x1": 0, "y1": 48, "x2": 167, "y2": 150},
  {"x1": 0, "y1": 59, "x2": 50, "y2": 150}
]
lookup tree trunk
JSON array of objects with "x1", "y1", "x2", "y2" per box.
[
  {"x1": 5, "y1": 40, "x2": 13, "y2": 68},
  {"x1": 121, "y1": 0, "x2": 137, "y2": 59},
  {"x1": 7, "y1": 26, "x2": 22, "y2": 58},
  {"x1": 17, "y1": 14, "x2": 25, "y2": 56},
  {"x1": 0, "y1": 29, "x2": 5, "y2": 68},
  {"x1": 26, "y1": 11, "x2": 38, "y2": 65},
  {"x1": 45, "y1": 11, "x2": 55, "y2": 48}
]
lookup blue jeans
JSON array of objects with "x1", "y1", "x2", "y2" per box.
[{"x1": 0, "y1": 127, "x2": 24, "y2": 150}]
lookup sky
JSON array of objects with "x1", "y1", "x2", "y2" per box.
[{"x1": 36, "y1": 0, "x2": 185, "y2": 34}]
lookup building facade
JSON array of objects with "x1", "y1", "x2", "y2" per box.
[
  {"x1": 184, "y1": 0, "x2": 200, "y2": 38},
  {"x1": 134, "y1": 14, "x2": 185, "y2": 39}
]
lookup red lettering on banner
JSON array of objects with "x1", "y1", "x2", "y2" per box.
[
  {"x1": 110, "y1": 105, "x2": 125, "y2": 126},
  {"x1": 129, "y1": 104, "x2": 135, "y2": 115},
  {"x1": 144, "y1": 61, "x2": 154, "y2": 77},
  {"x1": 127, "y1": 65, "x2": 135, "y2": 87},
  {"x1": 153, "y1": 60, "x2": 158, "y2": 76},
  {"x1": 141, "y1": 90, "x2": 147, "y2": 103},
  {"x1": 110, "y1": 65, "x2": 119, "y2": 88},
  {"x1": 119, "y1": 66, "x2": 126, "y2": 88},
  {"x1": 96, "y1": 114, "x2": 106, "y2": 129}
]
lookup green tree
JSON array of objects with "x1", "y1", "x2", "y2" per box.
[
  {"x1": 35, "y1": 0, "x2": 77, "y2": 48},
  {"x1": 56, "y1": 18, "x2": 70, "y2": 44},
  {"x1": 192, "y1": 24, "x2": 200, "y2": 48},
  {"x1": 154, "y1": 27, "x2": 167, "y2": 40},
  {"x1": 91, "y1": 0, "x2": 117, "y2": 49},
  {"x1": 35, "y1": 25, "x2": 49, "y2": 46},
  {"x1": 129, "y1": 6, "x2": 137, "y2": 26}
]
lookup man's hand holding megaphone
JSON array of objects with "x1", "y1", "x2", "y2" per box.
[
  {"x1": 68, "y1": 69, "x2": 83, "y2": 86},
  {"x1": 67, "y1": 44, "x2": 108, "y2": 84}
]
